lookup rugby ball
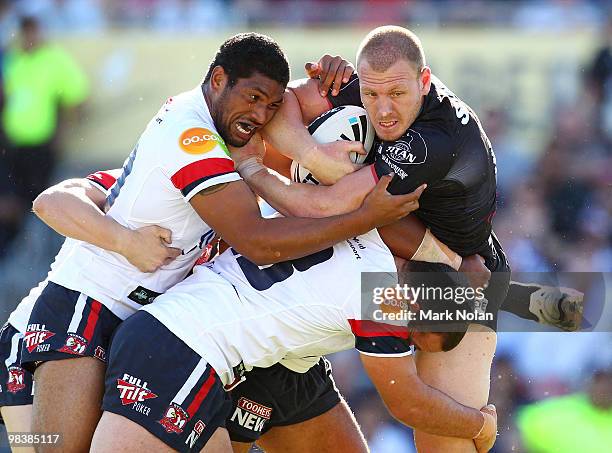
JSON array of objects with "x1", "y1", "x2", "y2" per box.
[{"x1": 290, "y1": 105, "x2": 375, "y2": 185}]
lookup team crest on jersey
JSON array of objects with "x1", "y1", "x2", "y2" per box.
[
  {"x1": 179, "y1": 127, "x2": 223, "y2": 155},
  {"x1": 185, "y1": 420, "x2": 206, "y2": 448},
  {"x1": 58, "y1": 334, "x2": 88, "y2": 355},
  {"x1": 158, "y1": 403, "x2": 190, "y2": 434},
  {"x1": 24, "y1": 324, "x2": 55, "y2": 353},
  {"x1": 116, "y1": 374, "x2": 158, "y2": 405},
  {"x1": 7, "y1": 366, "x2": 26, "y2": 393},
  {"x1": 381, "y1": 130, "x2": 427, "y2": 166}
]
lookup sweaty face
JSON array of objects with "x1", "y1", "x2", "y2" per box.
[
  {"x1": 213, "y1": 73, "x2": 284, "y2": 147},
  {"x1": 358, "y1": 59, "x2": 429, "y2": 142}
]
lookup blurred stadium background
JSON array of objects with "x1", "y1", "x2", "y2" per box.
[{"x1": 0, "y1": 0, "x2": 611, "y2": 451}]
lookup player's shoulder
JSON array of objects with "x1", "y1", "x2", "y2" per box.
[{"x1": 144, "y1": 88, "x2": 230, "y2": 159}]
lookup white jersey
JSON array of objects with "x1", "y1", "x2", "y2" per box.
[
  {"x1": 50, "y1": 87, "x2": 241, "y2": 320},
  {"x1": 144, "y1": 229, "x2": 411, "y2": 388},
  {"x1": 6, "y1": 171, "x2": 119, "y2": 333}
]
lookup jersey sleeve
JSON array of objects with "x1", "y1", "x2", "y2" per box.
[
  {"x1": 349, "y1": 320, "x2": 413, "y2": 357},
  {"x1": 373, "y1": 124, "x2": 454, "y2": 195},
  {"x1": 162, "y1": 125, "x2": 242, "y2": 201},
  {"x1": 85, "y1": 169, "x2": 121, "y2": 194},
  {"x1": 326, "y1": 74, "x2": 363, "y2": 109}
]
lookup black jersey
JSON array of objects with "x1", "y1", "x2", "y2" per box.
[{"x1": 329, "y1": 74, "x2": 499, "y2": 259}]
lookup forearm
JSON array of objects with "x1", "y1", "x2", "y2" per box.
[
  {"x1": 260, "y1": 89, "x2": 319, "y2": 166},
  {"x1": 33, "y1": 187, "x2": 130, "y2": 255},
  {"x1": 379, "y1": 217, "x2": 462, "y2": 270},
  {"x1": 244, "y1": 167, "x2": 367, "y2": 218},
  {"x1": 393, "y1": 381, "x2": 484, "y2": 438},
  {"x1": 242, "y1": 210, "x2": 374, "y2": 264}
]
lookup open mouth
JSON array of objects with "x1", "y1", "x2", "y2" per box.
[
  {"x1": 235, "y1": 121, "x2": 256, "y2": 136},
  {"x1": 378, "y1": 120, "x2": 398, "y2": 129}
]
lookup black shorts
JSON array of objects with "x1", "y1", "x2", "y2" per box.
[
  {"x1": 20, "y1": 282, "x2": 121, "y2": 373},
  {"x1": 227, "y1": 357, "x2": 341, "y2": 443},
  {"x1": 102, "y1": 311, "x2": 231, "y2": 453},
  {"x1": 0, "y1": 323, "x2": 34, "y2": 415},
  {"x1": 478, "y1": 232, "x2": 511, "y2": 331}
]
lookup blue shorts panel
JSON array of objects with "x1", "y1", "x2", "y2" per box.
[
  {"x1": 102, "y1": 311, "x2": 231, "y2": 452},
  {"x1": 0, "y1": 323, "x2": 34, "y2": 414},
  {"x1": 227, "y1": 357, "x2": 341, "y2": 443},
  {"x1": 20, "y1": 282, "x2": 121, "y2": 373}
]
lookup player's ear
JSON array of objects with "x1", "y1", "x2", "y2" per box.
[
  {"x1": 419, "y1": 66, "x2": 431, "y2": 95},
  {"x1": 210, "y1": 66, "x2": 229, "y2": 94}
]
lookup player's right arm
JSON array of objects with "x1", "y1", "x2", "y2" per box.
[
  {"x1": 361, "y1": 353, "x2": 497, "y2": 452},
  {"x1": 33, "y1": 170, "x2": 181, "y2": 272},
  {"x1": 190, "y1": 175, "x2": 421, "y2": 265},
  {"x1": 261, "y1": 78, "x2": 365, "y2": 185}
]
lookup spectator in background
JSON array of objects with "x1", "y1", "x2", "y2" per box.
[
  {"x1": 588, "y1": 14, "x2": 612, "y2": 143},
  {"x1": 0, "y1": 15, "x2": 88, "y2": 256},
  {"x1": 517, "y1": 368, "x2": 612, "y2": 452}
]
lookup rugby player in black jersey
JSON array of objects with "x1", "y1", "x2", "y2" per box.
[{"x1": 232, "y1": 26, "x2": 583, "y2": 452}]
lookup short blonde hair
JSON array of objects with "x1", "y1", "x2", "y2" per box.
[{"x1": 356, "y1": 26, "x2": 426, "y2": 73}]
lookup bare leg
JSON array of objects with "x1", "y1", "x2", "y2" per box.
[
  {"x1": 1, "y1": 405, "x2": 35, "y2": 453},
  {"x1": 257, "y1": 398, "x2": 368, "y2": 453},
  {"x1": 90, "y1": 411, "x2": 232, "y2": 453},
  {"x1": 414, "y1": 324, "x2": 496, "y2": 453},
  {"x1": 32, "y1": 357, "x2": 105, "y2": 453}
]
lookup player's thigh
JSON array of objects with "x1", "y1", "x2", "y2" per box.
[
  {"x1": 1, "y1": 404, "x2": 33, "y2": 433},
  {"x1": 91, "y1": 411, "x2": 175, "y2": 453},
  {"x1": 414, "y1": 323, "x2": 497, "y2": 453},
  {"x1": 257, "y1": 397, "x2": 367, "y2": 453},
  {"x1": 32, "y1": 357, "x2": 106, "y2": 452},
  {"x1": 1, "y1": 405, "x2": 35, "y2": 453},
  {"x1": 231, "y1": 440, "x2": 254, "y2": 453},
  {"x1": 91, "y1": 412, "x2": 232, "y2": 453}
]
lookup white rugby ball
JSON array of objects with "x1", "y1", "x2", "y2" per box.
[{"x1": 290, "y1": 105, "x2": 375, "y2": 185}]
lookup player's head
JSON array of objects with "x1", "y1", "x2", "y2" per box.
[
  {"x1": 356, "y1": 26, "x2": 431, "y2": 141},
  {"x1": 399, "y1": 261, "x2": 473, "y2": 352},
  {"x1": 203, "y1": 33, "x2": 289, "y2": 147},
  {"x1": 19, "y1": 16, "x2": 42, "y2": 52}
]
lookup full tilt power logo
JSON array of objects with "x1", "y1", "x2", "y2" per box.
[
  {"x1": 116, "y1": 374, "x2": 158, "y2": 416},
  {"x1": 24, "y1": 324, "x2": 55, "y2": 353},
  {"x1": 230, "y1": 397, "x2": 272, "y2": 433}
]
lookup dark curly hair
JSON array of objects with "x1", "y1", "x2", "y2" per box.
[{"x1": 204, "y1": 33, "x2": 290, "y2": 88}]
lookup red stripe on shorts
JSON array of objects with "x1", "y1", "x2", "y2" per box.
[
  {"x1": 82, "y1": 300, "x2": 102, "y2": 343},
  {"x1": 186, "y1": 368, "x2": 217, "y2": 418}
]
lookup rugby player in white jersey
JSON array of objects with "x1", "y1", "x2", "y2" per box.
[
  {"x1": 19, "y1": 34, "x2": 423, "y2": 452},
  {"x1": 87, "y1": 221, "x2": 498, "y2": 452},
  {"x1": 0, "y1": 170, "x2": 188, "y2": 447}
]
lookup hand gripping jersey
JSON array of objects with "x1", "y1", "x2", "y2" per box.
[
  {"x1": 49, "y1": 87, "x2": 241, "y2": 320},
  {"x1": 6, "y1": 171, "x2": 119, "y2": 333},
  {"x1": 143, "y1": 229, "x2": 411, "y2": 388}
]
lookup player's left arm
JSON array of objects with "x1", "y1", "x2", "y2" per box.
[
  {"x1": 33, "y1": 170, "x2": 181, "y2": 272},
  {"x1": 361, "y1": 353, "x2": 496, "y2": 449},
  {"x1": 260, "y1": 78, "x2": 365, "y2": 185}
]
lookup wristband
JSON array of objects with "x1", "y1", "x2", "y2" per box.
[
  {"x1": 236, "y1": 157, "x2": 266, "y2": 180},
  {"x1": 411, "y1": 229, "x2": 463, "y2": 271}
]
